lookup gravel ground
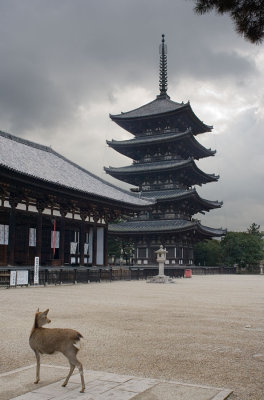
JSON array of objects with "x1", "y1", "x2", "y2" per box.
[{"x1": 0, "y1": 275, "x2": 263, "y2": 400}]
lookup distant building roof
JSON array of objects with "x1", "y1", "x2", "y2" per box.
[
  {"x1": 109, "y1": 218, "x2": 226, "y2": 236},
  {"x1": 0, "y1": 131, "x2": 154, "y2": 208}
]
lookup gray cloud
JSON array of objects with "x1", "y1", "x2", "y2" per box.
[{"x1": 0, "y1": 0, "x2": 263, "y2": 231}]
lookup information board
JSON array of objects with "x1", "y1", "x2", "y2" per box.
[
  {"x1": 34, "y1": 257, "x2": 39, "y2": 284},
  {"x1": 10, "y1": 270, "x2": 17, "y2": 286},
  {"x1": 16, "y1": 270, "x2": 29, "y2": 285}
]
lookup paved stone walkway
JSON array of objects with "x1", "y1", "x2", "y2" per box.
[{"x1": 1, "y1": 365, "x2": 232, "y2": 400}]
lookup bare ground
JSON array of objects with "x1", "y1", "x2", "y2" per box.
[{"x1": 0, "y1": 275, "x2": 263, "y2": 400}]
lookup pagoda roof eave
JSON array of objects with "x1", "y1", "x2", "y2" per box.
[
  {"x1": 141, "y1": 189, "x2": 223, "y2": 209},
  {"x1": 108, "y1": 219, "x2": 226, "y2": 237},
  {"x1": 110, "y1": 100, "x2": 212, "y2": 134},
  {"x1": 104, "y1": 159, "x2": 219, "y2": 185},
  {"x1": 110, "y1": 96, "x2": 186, "y2": 120},
  {"x1": 106, "y1": 129, "x2": 216, "y2": 159}
]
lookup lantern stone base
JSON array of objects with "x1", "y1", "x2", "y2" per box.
[{"x1": 147, "y1": 274, "x2": 176, "y2": 284}]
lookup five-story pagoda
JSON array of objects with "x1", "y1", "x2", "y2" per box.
[{"x1": 105, "y1": 35, "x2": 225, "y2": 267}]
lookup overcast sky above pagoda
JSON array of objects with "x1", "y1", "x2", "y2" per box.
[{"x1": 1, "y1": 0, "x2": 263, "y2": 232}]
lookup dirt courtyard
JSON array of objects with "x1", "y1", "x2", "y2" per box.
[{"x1": 0, "y1": 275, "x2": 263, "y2": 400}]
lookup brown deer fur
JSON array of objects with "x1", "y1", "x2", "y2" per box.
[{"x1": 29, "y1": 309, "x2": 85, "y2": 393}]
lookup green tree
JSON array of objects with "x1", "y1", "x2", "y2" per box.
[
  {"x1": 247, "y1": 222, "x2": 262, "y2": 237},
  {"x1": 194, "y1": 239, "x2": 223, "y2": 266},
  {"x1": 108, "y1": 236, "x2": 122, "y2": 259},
  {"x1": 192, "y1": 0, "x2": 264, "y2": 44},
  {"x1": 108, "y1": 236, "x2": 135, "y2": 265},
  {"x1": 221, "y1": 232, "x2": 245, "y2": 267},
  {"x1": 221, "y1": 224, "x2": 264, "y2": 272}
]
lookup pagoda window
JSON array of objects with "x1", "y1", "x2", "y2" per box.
[
  {"x1": 167, "y1": 247, "x2": 175, "y2": 259},
  {"x1": 137, "y1": 247, "x2": 147, "y2": 258},
  {"x1": 179, "y1": 247, "x2": 184, "y2": 259},
  {"x1": 188, "y1": 247, "x2": 194, "y2": 259}
]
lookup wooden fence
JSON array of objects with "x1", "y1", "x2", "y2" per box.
[{"x1": 0, "y1": 265, "x2": 235, "y2": 287}]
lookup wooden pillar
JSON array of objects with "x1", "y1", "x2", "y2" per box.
[
  {"x1": 8, "y1": 195, "x2": 18, "y2": 266},
  {"x1": 59, "y1": 208, "x2": 67, "y2": 265},
  {"x1": 92, "y1": 212, "x2": 99, "y2": 266},
  {"x1": 80, "y1": 221, "x2": 85, "y2": 266},
  {"x1": 80, "y1": 210, "x2": 89, "y2": 267},
  {"x1": 92, "y1": 225, "x2": 97, "y2": 266},
  {"x1": 104, "y1": 225, "x2": 108, "y2": 266},
  {"x1": 79, "y1": 213, "x2": 87, "y2": 267},
  {"x1": 36, "y1": 201, "x2": 45, "y2": 265}
]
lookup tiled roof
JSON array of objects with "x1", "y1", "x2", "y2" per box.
[
  {"x1": 107, "y1": 130, "x2": 189, "y2": 146},
  {"x1": 0, "y1": 131, "x2": 154, "y2": 207},
  {"x1": 107, "y1": 130, "x2": 215, "y2": 157},
  {"x1": 141, "y1": 188, "x2": 194, "y2": 200},
  {"x1": 110, "y1": 96, "x2": 185, "y2": 119},
  {"x1": 141, "y1": 189, "x2": 222, "y2": 207},
  {"x1": 109, "y1": 218, "x2": 226, "y2": 236},
  {"x1": 107, "y1": 130, "x2": 215, "y2": 161},
  {"x1": 105, "y1": 159, "x2": 189, "y2": 173},
  {"x1": 105, "y1": 159, "x2": 218, "y2": 183}
]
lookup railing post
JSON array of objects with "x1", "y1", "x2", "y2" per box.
[
  {"x1": 74, "y1": 268, "x2": 77, "y2": 284},
  {"x1": 44, "y1": 269, "x2": 48, "y2": 286}
]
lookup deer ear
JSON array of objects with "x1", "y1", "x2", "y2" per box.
[
  {"x1": 36, "y1": 308, "x2": 39, "y2": 313},
  {"x1": 44, "y1": 309, "x2": 49, "y2": 314}
]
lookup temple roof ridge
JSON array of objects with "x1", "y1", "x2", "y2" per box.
[{"x1": 0, "y1": 130, "x2": 154, "y2": 207}]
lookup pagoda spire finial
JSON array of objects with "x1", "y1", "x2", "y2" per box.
[{"x1": 157, "y1": 34, "x2": 169, "y2": 99}]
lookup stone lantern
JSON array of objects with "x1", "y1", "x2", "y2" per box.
[
  {"x1": 147, "y1": 245, "x2": 175, "y2": 284},
  {"x1": 155, "y1": 245, "x2": 168, "y2": 276}
]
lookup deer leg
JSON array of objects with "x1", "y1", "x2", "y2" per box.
[
  {"x1": 62, "y1": 362, "x2": 75, "y2": 387},
  {"x1": 76, "y1": 360, "x2": 85, "y2": 393},
  {"x1": 64, "y1": 348, "x2": 85, "y2": 393},
  {"x1": 34, "y1": 350, "x2": 40, "y2": 384}
]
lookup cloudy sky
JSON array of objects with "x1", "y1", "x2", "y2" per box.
[{"x1": 1, "y1": 0, "x2": 263, "y2": 232}]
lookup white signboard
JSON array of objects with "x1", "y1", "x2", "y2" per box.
[
  {"x1": 10, "y1": 270, "x2": 17, "y2": 286},
  {"x1": 70, "y1": 242, "x2": 78, "y2": 254},
  {"x1": 29, "y1": 228, "x2": 36, "y2": 247},
  {"x1": 34, "y1": 257, "x2": 39, "y2": 284},
  {"x1": 16, "y1": 270, "x2": 28, "y2": 285},
  {"x1": 84, "y1": 243, "x2": 89, "y2": 255}
]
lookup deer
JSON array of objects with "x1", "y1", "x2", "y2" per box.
[{"x1": 29, "y1": 308, "x2": 85, "y2": 393}]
